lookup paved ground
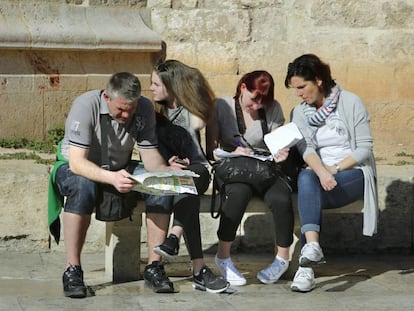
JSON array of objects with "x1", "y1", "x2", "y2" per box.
[{"x1": 0, "y1": 251, "x2": 413, "y2": 311}]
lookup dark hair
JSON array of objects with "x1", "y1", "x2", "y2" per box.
[
  {"x1": 234, "y1": 70, "x2": 275, "y2": 105},
  {"x1": 106, "y1": 72, "x2": 141, "y2": 103},
  {"x1": 284, "y1": 54, "x2": 335, "y2": 97}
]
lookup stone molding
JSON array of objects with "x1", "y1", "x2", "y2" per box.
[{"x1": 0, "y1": 2, "x2": 161, "y2": 51}]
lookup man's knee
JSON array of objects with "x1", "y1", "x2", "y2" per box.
[{"x1": 63, "y1": 176, "x2": 97, "y2": 215}]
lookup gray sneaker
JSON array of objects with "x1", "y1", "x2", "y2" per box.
[
  {"x1": 299, "y1": 242, "x2": 326, "y2": 267},
  {"x1": 290, "y1": 267, "x2": 315, "y2": 292},
  {"x1": 154, "y1": 233, "x2": 179, "y2": 260},
  {"x1": 193, "y1": 265, "x2": 230, "y2": 294}
]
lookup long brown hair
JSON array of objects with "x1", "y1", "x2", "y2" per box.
[{"x1": 153, "y1": 60, "x2": 215, "y2": 122}]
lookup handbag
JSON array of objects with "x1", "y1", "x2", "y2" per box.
[
  {"x1": 95, "y1": 183, "x2": 140, "y2": 221},
  {"x1": 212, "y1": 156, "x2": 279, "y2": 187},
  {"x1": 210, "y1": 156, "x2": 283, "y2": 218},
  {"x1": 95, "y1": 112, "x2": 139, "y2": 222}
]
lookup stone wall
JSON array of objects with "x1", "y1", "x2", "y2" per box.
[{"x1": 0, "y1": 0, "x2": 413, "y2": 161}]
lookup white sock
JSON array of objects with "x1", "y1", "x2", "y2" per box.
[
  {"x1": 308, "y1": 241, "x2": 321, "y2": 248},
  {"x1": 276, "y1": 255, "x2": 289, "y2": 265},
  {"x1": 216, "y1": 256, "x2": 230, "y2": 263}
]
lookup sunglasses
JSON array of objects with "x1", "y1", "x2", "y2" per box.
[{"x1": 155, "y1": 62, "x2": 168, "y2": 72}]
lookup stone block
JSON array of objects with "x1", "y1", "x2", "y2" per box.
[
  {"x1": 0, "y1": 160, "x2": 50, "y2": 251},
  {"x1": 346, "y1": 65, "x2": 394, "y2": 101},
  {"x1": 395, "y1": 65, "x2": 414, "y2": 100},
  {"x1": 151, "y1": 9, "x2": 250, "y2": 42},
  {"x1": 197, "y1": 42, "x2": 238, "y2": 75},
  {"x1": 105, "y1": 213, "x2": 142, "y2": 282}
]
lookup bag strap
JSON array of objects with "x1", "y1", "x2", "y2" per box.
[
  {"x1": 257, "y1": 108, "x2": 269, "y2": 135},
  {"x1": 99, "y1": 90, "x2": 133, "y2": 168},
  {"x1": 210, "y1": 174, "x2": 225, "y2": 219},
  {"x1": 100, "y1": 114, "x2": 111, "y2": 168},
  {"x1": 234, "y1": 99, "x2": 246, "y2": 135},
  {"x1": 235, "y1": 99, "x2": 268, "y2": 142}
]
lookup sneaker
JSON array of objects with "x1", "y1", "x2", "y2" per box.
[
  {"x1": 257, "y1": 256, "x2": 289, "y2": 284},
  {"x1": 299, "y1": 242, "x2": 326, "y2": 267},
  {"x1": 62, "y1": 265, "x2": 87, "y2": 298},
  {"x1": 193, "y1": 265, "x2": 230, "y2": 294},
  {"x1": 154, "y1": 234, "x2": 179, "y2": 260},
  {"x1": 290, "y1": 267, "x2": 316, "y2": 292},
  {"x1": 143, "y1": 261, "x2": 174, "y2": 293},
  {"x1": 215, "y1": 255, "x2": 247, "y2": 286}
]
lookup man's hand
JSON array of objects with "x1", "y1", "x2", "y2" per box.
[{"x1": 112, "y1": 169, "x2": 137, "y2": 193}]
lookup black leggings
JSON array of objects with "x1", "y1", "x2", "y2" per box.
[
  {"x1": 146, "y1": 164, "x2": 210, "y2": 260},
  {"x1": 217, "y1": 177, "x2": 294, "y2": 248}
]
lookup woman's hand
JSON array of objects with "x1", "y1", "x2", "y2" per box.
[
  {"x1": 273, "y1": 148, "x2": 289, "y2": 163},
  {"x1": 317, "y1": 169, "x2": 337, "y2": 191},
  {"x1": 168, "y1": 155, "x2": 189, "y2": 169},
  {"x1": 233, "y1": 146, "x2": 253, "y2": 156},
  {"x1": 324, "y1": 164, "x2": 338, "y2": 175}
]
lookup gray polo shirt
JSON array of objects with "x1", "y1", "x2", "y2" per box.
[{"x1": 61, "y1": 90, "x2": 157, "y2": 170}]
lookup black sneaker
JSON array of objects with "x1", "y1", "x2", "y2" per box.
[
  {"x1": 143, "y1": 261, "x2": 174, "y2": 293},
  {"x1": 62, "y1": 265, "x2": 87, "y2": 298},
  {"x1": 153, "y1": 234, "x2": 180, "y2": 260},
  {"x1": 193, "y1": 265, "x2": 230, "y2": 294}
]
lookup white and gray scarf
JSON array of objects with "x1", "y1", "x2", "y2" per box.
[{"x1": 303, "y1": 84, "x2": 341, "y2": 134}]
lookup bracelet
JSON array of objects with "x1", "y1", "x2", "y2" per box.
[{"x1": 334, "y1": 163, "x2": 341, "y2": 172}]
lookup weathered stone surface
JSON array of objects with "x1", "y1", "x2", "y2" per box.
[{"x1": 0, "y1": 159, "x2": 412, "y2": 255}]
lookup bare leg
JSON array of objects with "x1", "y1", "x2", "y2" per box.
[
  {"x1": 216, "y1": 240, "x2": 232, "y2": 259},
  {"x1": 63, "y1": 212, "x2": 91, "y2": 268},
  {"x1": 276, "y1": 246, "x2": 290, "y2": 261},
  {"x1": 304, "y1": 231, "x2": 319, "y2": 244},
  {"x1": 146, "y1": 213, "x2": 170, "y2": 264},
  {"x1": 169, "y1": 225, "x2": 184, "y2": 239}
]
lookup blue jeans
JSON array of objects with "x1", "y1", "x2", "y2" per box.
[
  {"x1": 297, "y1": 168, "x2": 364, "y2": 234},
  {"x1": 55, "y1": 163, "x2": 97, "y2": 215}
]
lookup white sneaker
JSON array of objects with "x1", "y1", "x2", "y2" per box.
[
  {"x1": 290, "y1": 267, "x2": 315, "y2": 292},
  {"x1": 214, "y1": 255, "x2": 247, "y2": 286},
  {"x1": 299, "y1": 242, "x2": 326, "y2": 266},
  {"x1": 257, "y1": 256, "x2": 289, "y2": 284}
]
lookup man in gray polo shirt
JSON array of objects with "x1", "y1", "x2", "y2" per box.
[{"x1": 53, "y1": 72, "x2": 179, "y2": 298}]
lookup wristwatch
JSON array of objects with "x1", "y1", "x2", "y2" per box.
[{"x1": 334, "y1": 163, "x2": 341, "y2": 173}]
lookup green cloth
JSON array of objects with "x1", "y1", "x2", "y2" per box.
[{"x1": 47, "y1": 141, "x2": 67, "y2": 244}]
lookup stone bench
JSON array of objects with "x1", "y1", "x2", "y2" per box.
[{"x1": 105, "y1": 193, "x2": 364, "y2": 283}]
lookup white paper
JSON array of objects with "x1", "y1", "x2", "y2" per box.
[
  {"x1": 264, "y1": 122, "x2": 303, "y2": 155},
  {"x1": 129, "y1": 165, "x2": 199, "y2": 195}
]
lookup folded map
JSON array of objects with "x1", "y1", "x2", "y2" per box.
[{"x1": 129, "y1": 165, "x2": 199, "y2": 195}]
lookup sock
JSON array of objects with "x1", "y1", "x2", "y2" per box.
[
  {"x1": 276, "y1": 255, "x2": 289, "y2": 266},
  {"x1": 308, "y1": 241, "x2": 320, "y2": 248},
  {"x1": 215, "y1": 256, "x2": 230, "y2": 264}
]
